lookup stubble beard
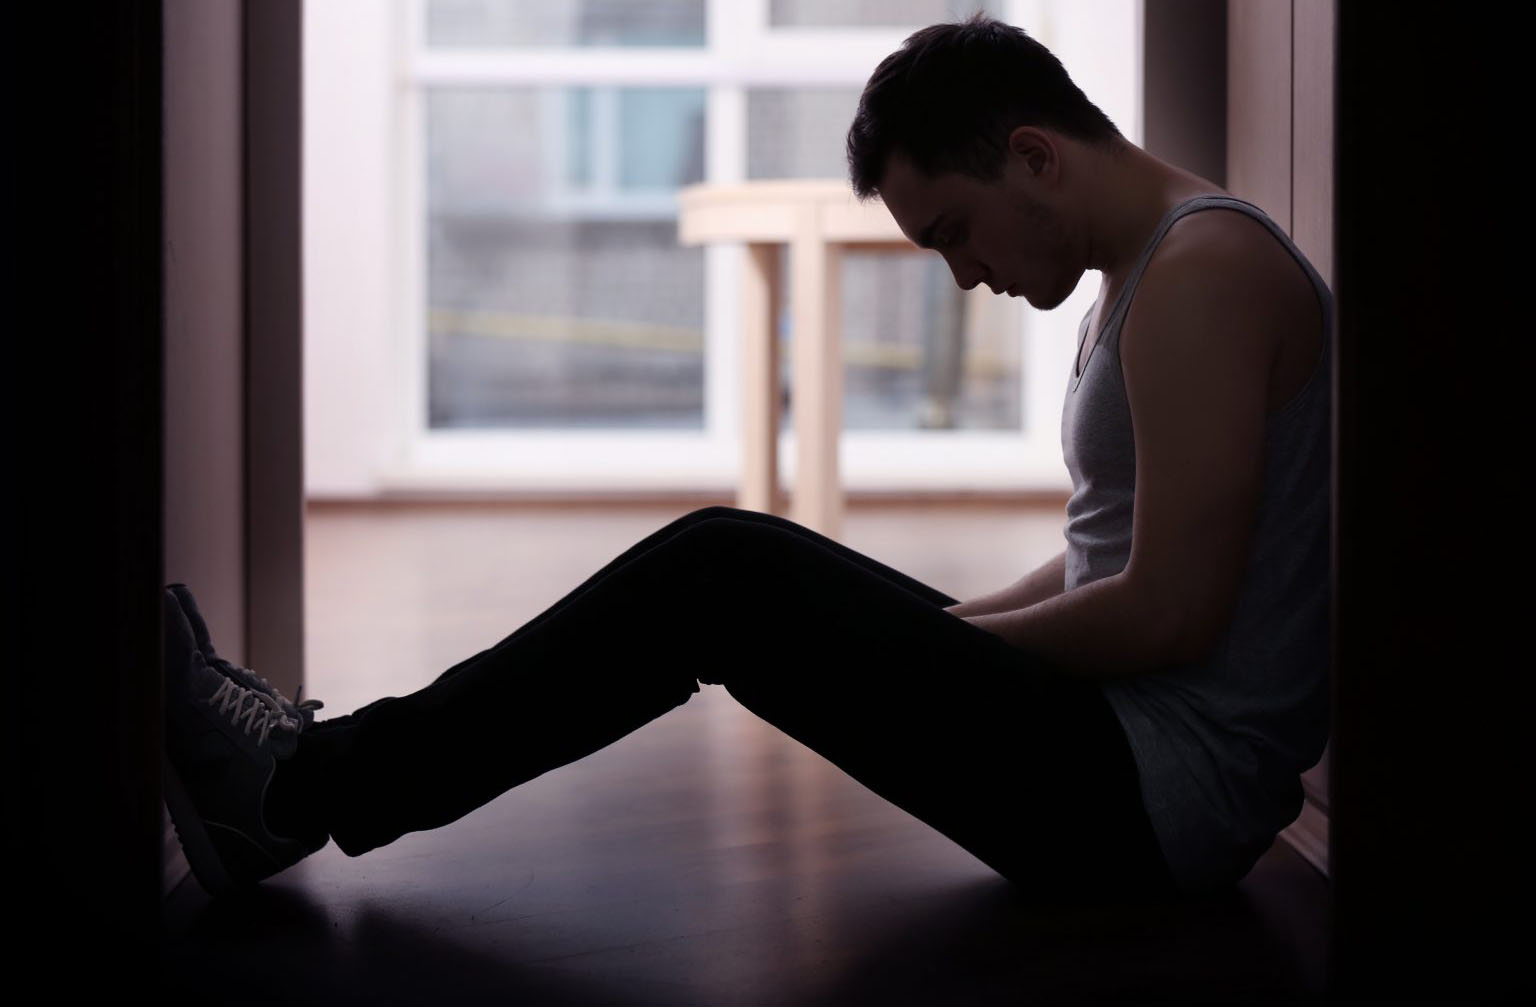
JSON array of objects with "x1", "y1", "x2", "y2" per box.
[{"x1": 1013, "y1": 193, "x2": 1080, "y2": 311}]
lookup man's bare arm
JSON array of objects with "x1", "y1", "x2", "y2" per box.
[{"x1": 943, "y1": 550, "x2": 1066, "y2": 617}]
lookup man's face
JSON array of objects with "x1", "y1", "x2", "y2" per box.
[{"x1": 877, "y1": 149, "x2": 1085, "y2": 311}]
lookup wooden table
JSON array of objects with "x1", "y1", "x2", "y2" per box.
[{"x1": 678, "y1": 179, "x2": 914, "y2": 540}]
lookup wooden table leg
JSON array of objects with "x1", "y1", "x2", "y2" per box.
[
  {"x1": 790, "y1": 216, "x2": 844, "y2": 540},
  {"x1": 738, "y1": 243, "x2": 781, "y2": 516}
]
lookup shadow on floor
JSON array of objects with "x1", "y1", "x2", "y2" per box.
[{"x1": 160, "y1": 816, "x2": 1326, "y2": 1005}]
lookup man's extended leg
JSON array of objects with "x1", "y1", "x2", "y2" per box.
[{"x1": 274, "y1": 511, "x2": 1175, "y2": 903}]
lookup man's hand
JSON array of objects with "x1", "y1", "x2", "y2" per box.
[{"x1": 943, "y1": 551, "x2": 1066, "y2": 618}]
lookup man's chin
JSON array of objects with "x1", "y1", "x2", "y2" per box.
[
  {"x1": 1031, "y1": 271, "x2": 1088, "y2": 311},
  {"x1": 1027, "y1": 289, "x2": 1071, "y2": 311}
]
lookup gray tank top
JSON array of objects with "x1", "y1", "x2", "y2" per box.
[{"x1": 1061, "y1": 194, "x2": 1332, "y2": 895}]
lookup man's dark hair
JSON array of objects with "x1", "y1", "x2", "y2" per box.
[{"x1": 846, "y1": 13, "x2": 1122, "y2": 199}]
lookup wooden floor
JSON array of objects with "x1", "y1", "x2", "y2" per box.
[{"x1": 159, "y1": 502, "x2": 1330, "y2": 1004}]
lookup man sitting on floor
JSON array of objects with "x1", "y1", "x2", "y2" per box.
[{"x1": 162, "y1": 13, "x2": 1330, "y2": 905}]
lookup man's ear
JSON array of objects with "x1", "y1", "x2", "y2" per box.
[{"x1": 1006, "y1": 126, "x2": 1054, "y2": 178}]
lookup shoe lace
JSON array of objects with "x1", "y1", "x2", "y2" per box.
[
  {"x1": 220, "y1": 659, "x2": 326, "y2": 719},
  {"x1": 207, "y1": 678, "x2": 300, "y2": 746}
]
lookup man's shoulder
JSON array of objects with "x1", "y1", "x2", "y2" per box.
[
  {"x1": 1125, "y1": 203, "x2": 1317, "y2": 361},
  {"x1": 1151, "y1": 204, "x2": 1315, "y2": 308},
  {"x1": 1117, "y1": 207, "x2": 1282, "y2": 403}
]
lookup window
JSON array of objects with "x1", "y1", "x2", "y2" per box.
[
  {"x1": 426, "y1": 85, "x2": 708, "y2": 430},
  {"x1": 303, "y1": 0, "x2": 1142, "y2": 496}
]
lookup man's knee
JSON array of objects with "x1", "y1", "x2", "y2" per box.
[
  {"x1": 671, "y1": 511, "x2": 792, "y2": 559},
  {"x1": 654, "y1": 505, "x2": 739, "y2": 541},
  {"x1": 684, "y1": 504, "x2": 761, "y2": 524},
  {"x1": 678, "y1": 507, "x2": 813, "y2": 550}
]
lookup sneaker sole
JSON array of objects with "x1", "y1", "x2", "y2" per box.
[{"x1": 162, "y1": 753, "x2": 235, "y2": 897}]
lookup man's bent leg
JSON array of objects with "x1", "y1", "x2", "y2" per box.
[
  {"x1": 408, "y1": 505, "x2": 956, "y2": 694},
  {"x1": 679, "y1": 522, "x2": 1175, "y2": 903}
]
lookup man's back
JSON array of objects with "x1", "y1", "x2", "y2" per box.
[{"x1": 1063, "y1": 193, "x2": 1333, "y2": 895}]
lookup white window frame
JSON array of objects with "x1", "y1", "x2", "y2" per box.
[{"x1": 305, "y1": 0, "x2": 1142, "y2": 497}]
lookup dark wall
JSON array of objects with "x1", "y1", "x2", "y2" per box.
[
  {"x1": 2, "y1": 1, "x2": 164, "y2": 987},
  {"x1": 4, "y1": 0, "x2": 305, "y2": 980},
  {"x1": 1332, "y1": 4, "x2": 1522, "y2": 1000}
]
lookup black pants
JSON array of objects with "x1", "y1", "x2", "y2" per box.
[{"x1": 294, "y1": 506, "x2": 1178, "y2": 903}]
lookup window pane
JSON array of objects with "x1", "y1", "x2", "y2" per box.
[
  {"x1": 747, "y1": 88, "x2": 1022, "y2": 432},
  {"x1": 769, "y1": 0, "x2": 1004, "y2": 29},
  {"x1": 829, "y1": 249, "x2": 1022, "y2": 431},
  {"x1": 427, "y1": 87, "x2": 707, "y2": 430},
  {"x1": 747, "y1": 88, "x2": 856, "y2": 180},
  {"x1": 618, "y1": 89, "x2": 707, "y2": 188},
  {"x1": 427, "y1": 0, "x2": 706, "y2": 47}
]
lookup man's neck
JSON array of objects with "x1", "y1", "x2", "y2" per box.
[{"x1": 1076, "y1": 141, "x2": 1222, "y2": 282}]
